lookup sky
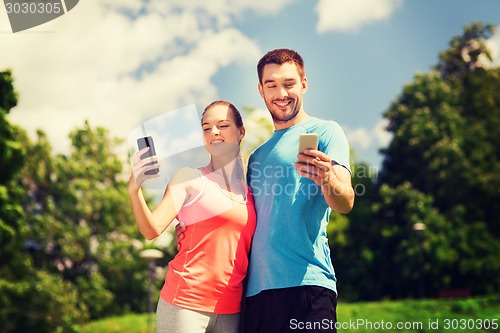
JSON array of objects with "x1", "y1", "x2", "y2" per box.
[{"x1": 2, "y1": 0, "x2": 500, "y2": 170}]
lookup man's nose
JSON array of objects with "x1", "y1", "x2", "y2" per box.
[{"x1": 279, "y1": 87, "x2": 288, "y2": 98}]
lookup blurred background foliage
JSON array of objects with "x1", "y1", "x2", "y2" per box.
[
  {"x1": 330, "y1": 22, "x2": 500, "y2": 301},
  {"x1": 1, "y1": 22, "x2": 499, "y2": 332}
]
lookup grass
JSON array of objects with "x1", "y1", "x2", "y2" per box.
[
  {"x1": 78, "y1": 313, "x2": 153, "y2": 333},
  {"x1": 336, "y1": 295, "x2": 499, "y2": 332},
  {"x1": 79, "y1": 295, "x2": 499, "y2": 332}
]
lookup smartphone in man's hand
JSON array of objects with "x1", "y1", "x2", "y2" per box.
[
  {"x1": 298, "y1": 133, "x2": 318, "y2": 153},
  {"x1": 137, "y1": 136, "x2": 159, "y2": 175}
]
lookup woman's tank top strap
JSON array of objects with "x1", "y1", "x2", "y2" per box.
[
  {"x1": 199, "y1": 167, "x2": 249, "y2": 204},
  {"x1": 198, "y1": 167, "x2": 215, "y2": 181}
]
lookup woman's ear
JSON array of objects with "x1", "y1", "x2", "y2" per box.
[{"x1": 239, "y1": 126, "x2": 246, "y2": 142}]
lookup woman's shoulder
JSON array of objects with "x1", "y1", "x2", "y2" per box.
[{"x1": 170, "y1": 167, "x2": 203, "y2": 186}]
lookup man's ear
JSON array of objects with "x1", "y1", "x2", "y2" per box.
[
  {"x1": 302, "y1": 76, "x2": 308, "y2": 94},
  {"x1": 258, "y1": 82, "x2": 264, "y2": 98}
]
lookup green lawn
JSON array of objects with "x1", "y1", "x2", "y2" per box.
[
  {"x1": 79, "y1": 295, "x2": 499, "y2": 332},
  {"x1": 78, "y1": 313, "x2": 154, "y2": 333},
  {"x1": 336, "y1": 295, "x2": 499, "y2": 332}
]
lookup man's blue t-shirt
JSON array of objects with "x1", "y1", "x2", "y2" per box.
[{"x1": 246, "y1": 117, "x2": 351, "y2": 297}]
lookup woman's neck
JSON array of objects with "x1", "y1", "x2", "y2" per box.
[{"x1": 209, "y1": 153, "x2": 244, "y2": 184}]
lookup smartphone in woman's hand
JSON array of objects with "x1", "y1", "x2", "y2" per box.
[{"x1": 137, "y1": 136, "x2": 159, "y2": 175}]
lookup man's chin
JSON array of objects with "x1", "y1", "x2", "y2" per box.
[{"x1": 271, "y1": 110, "x2": 298, "y2": 123}]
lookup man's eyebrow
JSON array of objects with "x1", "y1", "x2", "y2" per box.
[{"x1": 263, "y1": 78, "x2": 296, "y2": 84}]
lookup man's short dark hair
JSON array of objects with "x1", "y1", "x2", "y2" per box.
[{"x1": 257, "y1": 48, "x2": 305, "y2": 83}]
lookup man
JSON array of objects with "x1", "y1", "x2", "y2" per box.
[
  {"x1": 177, "y1": 48, "x2": 354, "y2": 332},
  {"x1": 243, "y1": 48, "x2": 354, "y2": 332}
]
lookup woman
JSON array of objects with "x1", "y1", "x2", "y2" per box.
[{"x1": 128, "y1": 101, "x2": 256, "y2": 332}]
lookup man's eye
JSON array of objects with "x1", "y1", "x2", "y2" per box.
[
  {"x1": 203, "y1": 128, "x2": 210, "y2": 132},
  {"x1": 285, "y1": 84, "x2": 294, "y2": 88},
  {"x1": 267, "y1": 85, "x2": 276, "y2": 89},
  {"x1": 220, "y1": 125, "x2": 229, "y2": 128}
]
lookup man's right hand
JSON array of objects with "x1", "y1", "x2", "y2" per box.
[{"x1": 174, "y1": 223, "x2": 186, "y2": 251}]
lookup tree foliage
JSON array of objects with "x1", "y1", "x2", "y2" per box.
[
  {"x1": 376, "y1": 22, "x2": 500, "y2": 298},
  {"x1": 437, "y1": 22, "x2": 495, "y2": 79},
  {"x1": 1, "y1": 71, "x2": 84, "y2": 333},
  {"x1": 0, "y1": 70, "x2": 26, "y2": 277},
  {"x1": 328, "y1": 160, "x2": 381, "y2": 300},
  {"x1": 332, "y1": 22, "x2": 499, "y2": 301},
  {"x1": 21, "y1": 123, "x2": 158, "y2": 319},
  {"x1": 1, "y1": 70, "x2": 172, "y2": 331}
]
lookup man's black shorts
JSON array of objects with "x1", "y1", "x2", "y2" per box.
[{"x1": 243, "y1": 285, "x2": 337, "y2": 332}]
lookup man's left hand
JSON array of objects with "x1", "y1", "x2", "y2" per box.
[{"x1": 294, "y1": 149, "x2": 335, "y2": 187}]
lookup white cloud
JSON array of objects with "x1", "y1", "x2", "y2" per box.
[
  {"x1": 373, "y1": 118, "x2": 392, "y2": 146},
  {"x1": 315, "y1": 0, "x2": 403, "y2": 33},
  {"x1": 1, "y1": 0, "x2": 268, "y2": 156},
  {"x1": 145, "y1": 0, "x2": 295, "y2": 18},
  {"x1": 345, "y1": 127, "x2": 372, "y2": 149},
  {"x1": 344, "y1": 118, "x2": 391, "y2": 150},
  {"x1": 484, "y1": 27, "x2": 500, "y2": 68}
]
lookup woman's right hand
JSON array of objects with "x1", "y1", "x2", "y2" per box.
[{"x1": 129, "y1": 147, "x2": 160, "y2": 189}]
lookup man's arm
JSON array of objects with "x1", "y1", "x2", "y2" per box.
[
  {"x1": 320, "y1": 162, "x2": 354, "y2": 214},
  {"x1": 294, "y1": 150, "x2": 354, "y2": 214}
]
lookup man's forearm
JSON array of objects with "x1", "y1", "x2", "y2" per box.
[{"x1": 321, "y1": 167, "x2": 354, "y2": 214}]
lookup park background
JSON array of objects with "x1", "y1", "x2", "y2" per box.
[{"x1": 1, "y1": 0, "x2": 499, "y2": 332}]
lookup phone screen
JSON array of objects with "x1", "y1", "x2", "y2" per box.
[{"x1": 137, "y1": 136, "x2": 159, "y2": 175}]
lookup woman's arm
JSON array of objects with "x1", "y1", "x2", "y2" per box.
[
  {"x1": 128, "y1": 175, "x2": 188, "y2": 240},
  {"x1": 128, "y1": 148, "x2": 195, "y2": 240}
]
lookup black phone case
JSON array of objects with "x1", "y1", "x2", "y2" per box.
[{"x1": 137, "y1": 136, "x2": 159, "y2": 175}]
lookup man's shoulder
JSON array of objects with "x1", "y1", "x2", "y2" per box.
[
  {"x1": 249, "y1": 136, "x2": 275, "y2": 158},
  {"x1": 306, "y1": 117, "x2": 344, "y2": 135}
]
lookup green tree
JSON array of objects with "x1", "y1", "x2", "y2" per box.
[
  {"x1": 371, "y1": 183, "x2": 454, "y2": 299},
  {"x1": 0, "y1": 69, "x2": 30, "y2": 332},
  {"x1": 240, "y1": 106, "x2": 274, "y2": 165},
  {"x1": 437, "y1": 22, "x2": 494, "y2": 79},
  {"x1": 327, "y1": 157, "x2": 381, "y2": 301},
  {"x1": 377, "y1": 22, "x2": 500, "y2": 297},
  {"x1": 1, "y1": 70, "x2": 84, "y2": 333},
  {"x1": 0, "y1": 71, "x2": 25, "y2": 257},
  {"x1": 22, "y1": 122, "x2": 156, "y2": 318}
]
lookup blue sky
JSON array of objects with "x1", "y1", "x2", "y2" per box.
[
  {"x1": 2, "y1": 0, "x2": 500, "y2": 169},
  {"x1": 212, "y1": 0, "x2": 500, "y2": 166}
]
